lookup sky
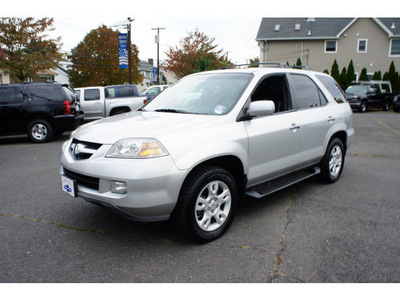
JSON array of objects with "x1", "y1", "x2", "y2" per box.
[{"x1": 2, "y1": 0, "x2": 397, "y2": 66}]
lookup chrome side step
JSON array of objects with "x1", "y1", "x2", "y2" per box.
[{"x1": 245, "y1": 166, "x2": 320, "y2": 199}]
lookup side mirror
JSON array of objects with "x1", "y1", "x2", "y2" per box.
[{"x1": 248, "y1": 100, "x2": 275, "y2": 118}]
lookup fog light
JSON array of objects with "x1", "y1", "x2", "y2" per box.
[{"x1": 111, "y1": 181, "x2": 127, "y2": 194}]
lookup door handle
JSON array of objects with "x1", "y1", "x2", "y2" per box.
[
  {"x1": 327, "y1": 116, "x2": 336, "y2": 123},
  {"x1": 290, "y1": 123, "x2": 300, "y2": 131}
]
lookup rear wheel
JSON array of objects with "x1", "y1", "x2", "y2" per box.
[
  {"x1": 318, "y1": 138, "x2": 345, "y2": 183},
  {"x1": 27, "y1": 119, "x2": 53, "y2": 143},
  {"x1": 173, "y1": 166, "x2": 238, "y2": 243},
  {"x1": 382, "y1": 101, "x2": 389, "y2": 111}
]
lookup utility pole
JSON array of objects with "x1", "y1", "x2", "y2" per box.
[
  {"x1": 152, "y1": 27, "x2": 166, "y2": 85},
  {"x1": 127, "y1": 17, "x2": 134, "y2": 84}
]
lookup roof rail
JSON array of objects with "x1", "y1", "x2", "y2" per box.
[{"x1": 220, "y1": 63, "x2": 311, "y2": 70}]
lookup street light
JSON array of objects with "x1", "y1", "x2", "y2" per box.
[{"x1": 111, "y1": 17, "x2": 134, "y2": 84}]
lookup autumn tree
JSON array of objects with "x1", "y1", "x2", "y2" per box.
[
  {"x1": 165, "y1": 28, "x2": 231, "y2": 78},
  {"x1": 0, "y1": 17, "x2": 64, "y2": 82},
  {"x1": 69, "y1": 25, "x2": 142, "y2": 87}
]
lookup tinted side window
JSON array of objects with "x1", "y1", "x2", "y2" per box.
[
  {"x1": 27, "y1": 85, "x2": 63, "y2": 102},
  {"x1": 118, "y1": 86, "x2": 135, "y2": 97},
  {"x1": 381, "y1": 83, "x2": 390, "y2": 93},
  {"x1": 84, "y1": 89, "x2": 100, "y2": 101},
  {"x1": 0, "y1": 87, "x2": 24, "y2": 104},
  {"x1": 316, "y1": 75, "x2": 346, "y2": 103},
  {"x1": 291, "y1": 75, "x2": 321, "y2": 109}
]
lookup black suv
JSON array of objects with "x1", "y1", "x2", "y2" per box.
[{"x1": 0, "y1": 83, "x2": 84, "y2": 142}]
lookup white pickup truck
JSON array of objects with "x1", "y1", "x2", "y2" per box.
[{"x1": 75, "y1": 85, "x2": 147, "y2": 121}]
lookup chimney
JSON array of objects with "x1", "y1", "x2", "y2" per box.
[{"x1": 148, "y1": 58, "x2": 154, "y2": 66}]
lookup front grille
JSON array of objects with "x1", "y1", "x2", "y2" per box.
[
  {"x1": 64, "y1": 168, "x2": 99, "y2": 190},
  {"x1": 70, "y1": 138, "x2": 102, "y2": 160}
]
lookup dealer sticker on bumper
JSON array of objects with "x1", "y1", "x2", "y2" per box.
[{"x1": 61, "y1": 175, "x2": 77, "y2": 198}]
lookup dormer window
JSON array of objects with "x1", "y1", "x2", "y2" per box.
[
  {"x1": 295, "y1": 23, "x2": 301, "y2": 31},
  {"x1": 274, "y1": 24, "x2": 281, "y2": 32}
]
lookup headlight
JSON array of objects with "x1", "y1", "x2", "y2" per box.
[{"x1": 106, "y1": 138, "x2": 168, "y2": 159}]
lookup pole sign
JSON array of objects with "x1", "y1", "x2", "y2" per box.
[
  {"x1": 118, "y1": 33, "x2": 128, "y2": 69},
  {"x1": 153, "y1": 67, "x2": 157, "y2": 83}
]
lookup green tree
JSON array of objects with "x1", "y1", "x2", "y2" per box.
[
  {"x1": 338, "y1": 67, "x2": 348, "y2": 88},
  {"x1": 165, "y1": 28, "x2": 231, "y2": 78},
  {"x1": 296, "y1": 58, "x2": 302, "y2": 66},
  {"x1": 0, "y1": 17, "x2": 64, "y2": 82},
  {"x1": 69, "y1": 25, "x2": 142, "y2": 87},
  {"x1": 386, "y1": 61, "x2": 400, "y2": 94},
  {"x1": 372, "y1": 71, "x2": 382, "y2": 80},
  {"x1": 330, "y1": 59, "x2": 340, "y2": 82},
  {"x1": 347, "y1": 60, "x2": 356, "y2": 84},
  {"x1": 359, "y1": 68, "x2": 368, "y2": 81}
]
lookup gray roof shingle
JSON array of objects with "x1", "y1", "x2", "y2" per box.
[{"x1": 256, "y1": 18, "x2": 400, "y2": 41}]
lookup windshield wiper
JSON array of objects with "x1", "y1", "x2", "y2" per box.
[{"x1": 154, "y1": 108, "x2": 187, "y2": 114}]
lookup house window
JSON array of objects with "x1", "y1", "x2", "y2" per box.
[
  {"x1": 274, "y1": 24, "x2": 281, "y2": 32},
  {"x1": 390, "y1": 39, "x2": 400, "y2": 56},
  {"x1": 325, "y1": 40, "x2": 337, "y2": 53},
  {"x1": 295, "y1": 24, "x2": 301, "y2": 31},
  {"x1": 358, "y1": 39, "x2": 368, "y2": 53}
]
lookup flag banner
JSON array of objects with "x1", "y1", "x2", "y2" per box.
[{"x1": 119, "y1": 33, "x2": 128, "y2": 69}]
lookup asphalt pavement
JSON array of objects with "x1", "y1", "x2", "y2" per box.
[{"x1": 1, "y1": 110, "x2": 399, "y2": 284}]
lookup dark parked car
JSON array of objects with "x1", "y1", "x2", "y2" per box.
[
  {"x1": 345, "y1": 81, "x2": 393, "y2": 112},
  {"x1": 0, "y1": 83, "x2": 83, "y2": 142},
  {"x1": 393, "y1": 95, "x2": 400, "y2": 113}
]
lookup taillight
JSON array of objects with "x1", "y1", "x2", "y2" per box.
[{"x1": 63, "y1": 100, "x2": 71, "y2": 115}]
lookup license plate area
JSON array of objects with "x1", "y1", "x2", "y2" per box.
[{"x1": 61, "y1": 175, "x2": 77, "y2": 198}]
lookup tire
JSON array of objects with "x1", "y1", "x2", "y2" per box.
[
  {"x1": 318, "y1": 138, "x2": 345, "y2": 184},
  {"x1": 359, "y1": 101, "x2": 367, "y2": 113},
  {"x1": 173, "y1": 166, "x2": 238, "y2": 243},
  {"x1": 382, "y1": 101, "x2": 389, "y2": 111},
  {"x1": 27, "y1": 119, "x2": 53, "y2": 143}
]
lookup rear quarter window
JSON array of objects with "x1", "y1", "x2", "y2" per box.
[
  {"x1": 316, "y1": 75, "x2": 346, "y2": 103},
  {"x1": 27, "y1": 85, "x2": 64, "y2": 102}
]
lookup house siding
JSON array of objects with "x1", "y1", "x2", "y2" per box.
[{"x1": 258, "y1": 18, "x2": 400, "y2": 77}]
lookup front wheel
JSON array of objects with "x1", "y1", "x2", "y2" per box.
[
  {"x1": 318, "y1": 138, "x2": 345, "y2": 183},
  {"x1": 359, "y1": 101, "x2": 367, "y2": 113},
  {"x1": 173, "y1": 166, "x2": 238, "y2": 243}
]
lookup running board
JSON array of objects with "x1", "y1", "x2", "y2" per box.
[{"x1": 245, "y1": 166, "x2": 320, "y2": 199}]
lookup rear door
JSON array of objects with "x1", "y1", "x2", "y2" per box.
[{"x1": 289, "y1": 74, "x2": 334, "y2": 168}]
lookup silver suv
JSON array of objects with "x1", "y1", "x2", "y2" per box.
[{"x1": 60, "y1": 66, "x2": 354, "y2": 242}]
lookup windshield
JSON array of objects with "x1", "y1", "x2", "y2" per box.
[
  {"x1": 345, "y1": 85, "x2": 369, "y2": 94},
  {"x1": 142, "y1": 73, "x2": 253, "y2": 115}
]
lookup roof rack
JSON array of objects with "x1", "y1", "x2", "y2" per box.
[
  {"x1": 351, "y1": 80, "x2": 391, "y2": 85},
  {"x1": 220, "y1": 63, "x2": 311, "y2": 70}
]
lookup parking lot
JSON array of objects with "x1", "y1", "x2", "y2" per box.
[{"x1": 1, "y1": 110, "x2": 399, "y2": 283}]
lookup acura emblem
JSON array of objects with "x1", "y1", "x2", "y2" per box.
[{"x1": 71, "y1": 143, "x2": 84, "y2": 155}]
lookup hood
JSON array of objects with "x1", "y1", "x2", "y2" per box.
[{"x1": 72, "y1": 111, "x2": 225, "y2": 144}]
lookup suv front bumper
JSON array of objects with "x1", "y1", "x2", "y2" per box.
[{"x1": 60, "y1": 139, "x2": 187, "y2": 222}]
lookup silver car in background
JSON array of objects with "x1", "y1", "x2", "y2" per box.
[{"x1": 60, "y1": 66, "x2": 354, "y2": 243}]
